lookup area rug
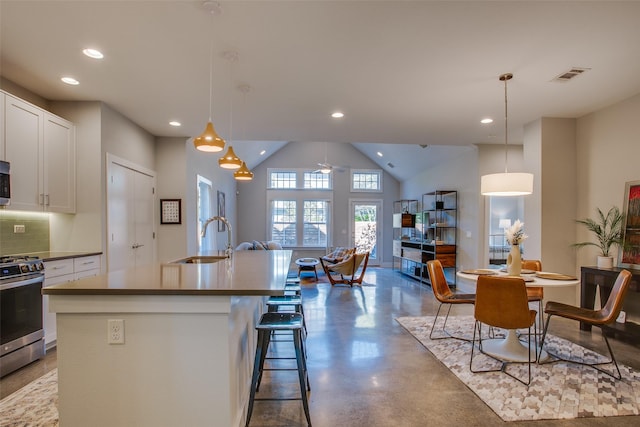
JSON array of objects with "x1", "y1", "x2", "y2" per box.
[
  {"x1": 0, "y1": 368, "x2": 58, "y2": 426},
  {"x1": 396, "y1": 316, "x2": 640, "y2": 422}
]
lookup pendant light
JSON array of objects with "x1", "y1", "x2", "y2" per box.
[
  {"x1": 234, "y1": 161, "x2": 254, "y2": 180},
  {"x1": 219, "y1": 51, "x2": 243, "y2": 169},
  {"x1": 480, "y1": 73, "x2": 533, "y2": 196},
  {"x1": 194, "y1": 1, "x2": 225, "y2": 152},
  {"x1": 234, "y1": 84, "x2": 254, "y2": 181}
]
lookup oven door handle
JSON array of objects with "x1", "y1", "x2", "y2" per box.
[{"x1": 0, "y1": 274, "x2": 44, "y2": 291}]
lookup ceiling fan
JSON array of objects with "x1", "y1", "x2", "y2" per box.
[{"x1": 314, "y1": 143, "x2": 347, "y2": 174}]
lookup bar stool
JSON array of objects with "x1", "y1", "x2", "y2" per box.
[
  {"x1": 267, "y1": 295, "x2": 307, "y2": 334},
  {"x1": 246, "y1": 312, "x2": 311, "y2": 427},
  {"x1": 284, "y1": 284, "x2": 302, "y2": 296}
]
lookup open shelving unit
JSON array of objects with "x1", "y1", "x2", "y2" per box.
[
  {"x1": 421, "y1": 191, "x2": 457, "y2": 286},
  {"x1": 392, "y1": 192, "x2": 458, "y2": 287},
  {"x1": 392, "y1": 199, "x2": 422, "y2": 281}
]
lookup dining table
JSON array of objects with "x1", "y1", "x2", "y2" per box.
[{"x1": 456, "y1": 269, "x2": 580, "y2": 363}]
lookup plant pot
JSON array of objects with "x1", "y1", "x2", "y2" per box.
[{"x1": 597, "y1": 256, "x2": 614, "y2": 269}]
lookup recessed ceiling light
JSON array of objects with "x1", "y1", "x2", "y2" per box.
[
  {"x1": 259, "y1": 150, "x2": 266, "y2": 155},
  {"x1": 82, "y1": 48, "x2": 104, "y2": 59},
  {"x1": 481, "y1": 118, "x2": 493, "y2": 124},
  {"x1": 61, "y1": 77, "x2": 79, "y2": 85},
  {"x1": 376, "y1": 152, "x2": 383, "y2": 157},
  {"x1": 331, "y1": 112, "x2": 344, "y2": 119},
  {"x1": 169, "y1": 121, "x2": 181, "y2": 127}
]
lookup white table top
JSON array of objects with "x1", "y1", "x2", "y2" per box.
[{"x1": 456, "y1": 270, "x2": 579, "y2": 288}]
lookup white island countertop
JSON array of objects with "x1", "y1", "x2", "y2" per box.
[{"x1": 42, "y1": 250, "x2": 292, "y2": 296}]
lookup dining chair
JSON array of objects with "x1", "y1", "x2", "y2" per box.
[
  {"x1": 426, "y1": 260, "x2": 475, "y2": 340},
  {"x1": 522, "y1": 259, "x2": 543, "y2": 330},
  {"x1": 538, "y1": 269, "x2": 631, "y2": 380},
  {"x1": 470, "y1": 275, "x2": 537, "y2": 386}
]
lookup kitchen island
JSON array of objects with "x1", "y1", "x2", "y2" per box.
[{"x1": 43, "y1": 250, "x2": 292, "y2": 427}]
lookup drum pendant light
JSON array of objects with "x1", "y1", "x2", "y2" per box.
[
  {"x1": 481, "y1": 73, "x2": 533, "y2": 196},
  {"x1": 194, "y1": 1, "x2": 225, "y2": 152}
]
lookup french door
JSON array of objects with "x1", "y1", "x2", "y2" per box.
[{"x1": 349, "y1": 199, "x2": 382, "y2": 266}]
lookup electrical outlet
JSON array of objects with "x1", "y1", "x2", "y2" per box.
[
  {"x1": 108, "y1": 319, "x2": 125, "y2": 344},
  {"x1": 14, "y1": 224, "x2": 25, "y2": 233}
]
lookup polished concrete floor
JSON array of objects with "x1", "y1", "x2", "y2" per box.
[{"x1": 2, "y1": 267, "x2": 639, "y2": 426}]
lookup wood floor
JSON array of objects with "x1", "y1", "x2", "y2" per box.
[{"x1": 1, "y1": 267, "x2": 639, "y2": 426}]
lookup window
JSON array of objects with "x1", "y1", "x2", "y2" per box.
[
  {"x1": 268, "y1": 169, "x2": 333, "y2": 247},
  {"x1": 303, "y1": 200, "x2": 328, "y2": 246},
  {"x1": 269, "y1": 171, "x2": 297, "y2": 189},
  {"x1": 304, "y1": 172, "x2": 331, "y2": 189},
  {"x1": 351, "y1": 170, "x2": 382, "y2": 192},
  {"x1": 271, "y1": 200, "x2": 297, "y2": 246}
]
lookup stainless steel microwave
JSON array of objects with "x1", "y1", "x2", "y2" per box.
[{"x1": 0, "y1": 161, "x2": 10, "y2": 206}]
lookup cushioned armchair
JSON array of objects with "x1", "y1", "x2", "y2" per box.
[
  {"x1": 321, "y1": 247, "x2": 355, "y2": 264},
  {"x1": 319, "y1": 251, "x2": 369, "y2": 287}
]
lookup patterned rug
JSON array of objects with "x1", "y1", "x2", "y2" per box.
[
  {"x1": 0, "y1": 368, "x2": 58, "y2": 426},
  {"x1": 396, "y1": 315, "x2": 640, "y2": 421}
]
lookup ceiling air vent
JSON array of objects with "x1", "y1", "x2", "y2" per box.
[
  {"x1": 387, "y1": 162, "x2": 395, "y2": 168},
  {"x1": 553, "y1": 67, "x2": 591, "y2": 82}
]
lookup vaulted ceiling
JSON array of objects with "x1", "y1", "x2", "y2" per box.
[{"x1": 2, "y1": 1, "x2": 640, "y2": 181}]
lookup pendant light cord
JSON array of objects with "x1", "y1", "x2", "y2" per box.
[
  {"x1": 208, "y1": 11, "x2": 214, "y2": 122},
  {"x1": 503, "y1": 74, "x2": 508, "y2": 174}
]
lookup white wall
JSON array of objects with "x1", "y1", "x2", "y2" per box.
[
  {"x1": 156, "y1": 137, "x2": 189, "y2": 262},
  {"x1": 236, "y1": 141, "x2": 400, "y2": 264},
  {"x1": 576, "y1": 93, "x2": 640, "y2": 268},
  {"x1": 402, "y1": 145, "x2": 481, "y2": 272},
  {"x1": 49, "y1": 101, "x2": 103, "y2": 254},
  {"x1": 184, "y1": 141, "x2": 238, "y2": 256}
]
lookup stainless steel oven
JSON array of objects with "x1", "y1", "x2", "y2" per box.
[
  {"x1": 0, "y1": 160, "x2": 9, "y2": 206},
  {"x1": 0, "y1": 256, "x2": 45, "y2": 377}
]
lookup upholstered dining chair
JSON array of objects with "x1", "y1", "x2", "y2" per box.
[
  {"x1": 538, "y1": 269, "x2": 631, "y2": 380},
  {"x1": 319, "y1": 251, "x2": 369, "y2": 287},
  {"x1": 426, "y1": 260, "x2": 475, "y2": 340},
  {"x1": 470, "y1": 275, "x2": 538, "y2": 386},
  {"x1": 521, "y1": 259, "x2": 543, "y2": 330}
]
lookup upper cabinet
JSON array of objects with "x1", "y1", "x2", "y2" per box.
[
  {"x1": 3, "y1": 92, "x2": 76, "y2": 213},
  {"x1": 0, "y1": 92, "x2": 5, "y2": 160}
]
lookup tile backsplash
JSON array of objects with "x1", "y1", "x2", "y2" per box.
[{"x1": 0, "y1": 211, "x2": 50, "y2": 256}]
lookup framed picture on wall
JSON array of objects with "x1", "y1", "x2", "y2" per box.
[
  {"x1": 217, "y1": 190, "x2": 226, "y2": 231},
  {"x1": 160, "y1": 199, "x2": 181, "y2": 224},
  {"x1": 620, "y1": 180, "x2": 640, "y2": 268}
]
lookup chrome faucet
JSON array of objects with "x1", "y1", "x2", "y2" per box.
[{"x1": 201, "y1": 216, "x2": 233, "y2": 257}]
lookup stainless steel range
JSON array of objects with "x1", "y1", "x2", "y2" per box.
[{"x1": 0, "y1": 255, "x2": 45, "y2": 377}]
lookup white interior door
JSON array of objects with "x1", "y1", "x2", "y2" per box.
[
  {"x1": 107, "y1": 156, "x2": 156, "y2": 272},
  {"x1": 350, "y1": 199, "x2": 382, "y2": 266}
]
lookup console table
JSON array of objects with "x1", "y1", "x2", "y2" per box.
[{"x1": 580, "y1": 266, "x2": 640, "y2": 345}]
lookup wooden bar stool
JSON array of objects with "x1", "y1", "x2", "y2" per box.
[{"x1": 246, "y1": 312, "x2": 311, "y2": 427}]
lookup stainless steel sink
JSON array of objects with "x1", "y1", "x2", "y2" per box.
[{"x1": 171, "y1": 255, "x2": 228, "y2": 264}]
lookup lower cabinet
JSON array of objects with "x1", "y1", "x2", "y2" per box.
[{"x1": 43, "y1": 255, "x2": 101, "y2": 346}]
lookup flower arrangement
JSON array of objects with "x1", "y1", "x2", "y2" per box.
[{"x1": 505, "y1": 219, "x2": 528, "y2": 245}]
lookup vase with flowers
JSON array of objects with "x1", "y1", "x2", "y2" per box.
[{"x1": 505, "y1": 219, "x2": 528, "y2": 276}]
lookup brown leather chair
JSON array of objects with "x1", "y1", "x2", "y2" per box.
[
  {"x1": 319, "y1": 252, "x2": 369, "y2": 286},
  {"x1": 426, "y1": 260, "x2": 475, "y2": 340},
  {"x1": 538, "y1": 269, "x2": 632, "y2": 380},
  {"x1": 522, "y1": 259, "x2": 543, "y2": 330},
  {"x1": 470, "y1": 275, "x2": 537, "y2": 386}
]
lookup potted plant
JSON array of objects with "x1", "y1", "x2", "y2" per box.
[{"x1": 573, "y1": 206, "x2": 625, "y2": 268}]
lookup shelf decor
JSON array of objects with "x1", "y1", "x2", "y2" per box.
[{"x1": 160, "y1": 199, "x2": 182, "y2": 224}]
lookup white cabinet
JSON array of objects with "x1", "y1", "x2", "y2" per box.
[
  {"x1": 0, "y1": 91, "x2": 5, "y2": 160},
  {"x1": 3, "y1": 92, "x2": 76, "y2": 213},
  {"x1": 43, "y1": 254, "x2": 101, "y2": 346}
]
